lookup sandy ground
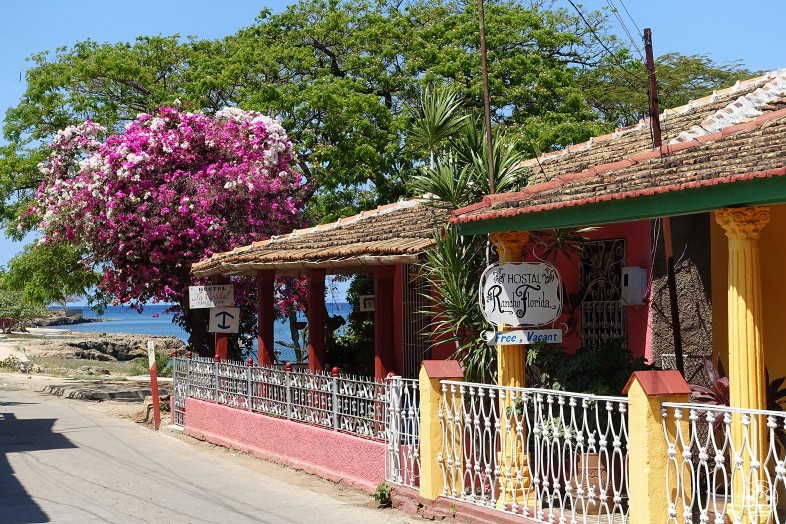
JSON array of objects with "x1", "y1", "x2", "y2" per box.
[{"x1": 0, "y1": 370, "x2": 415, "y2": 523}]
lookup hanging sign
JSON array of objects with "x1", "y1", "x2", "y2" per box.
[
  {"x1": 479, "y1": 262, "x2": 562, "y2": 327},
  {"x1": 482, "y1": 329, "x2": 563, "y2": 345},
  {"x1": 208, "y1": 307, "x2": 240, "y2": 333},
  {"x1": 189, "y1": 285, "x2": 234, "y2": 309}
]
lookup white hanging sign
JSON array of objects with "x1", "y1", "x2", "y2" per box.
[
  {"x1": 479, "y1": 262, "x2": 562, "y2": 327},
  {"x1": 189, "y1": 285, "x2": 234, "y2": 309},
  {"x1": 208, "y1": 307, "x2": 240, "y2": 333}
]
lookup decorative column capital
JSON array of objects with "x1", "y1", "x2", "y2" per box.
[
  {"x1": 490, "y1": 231, "x2": 530, "y2": 262},
  {"x1": 715, "y1": 207, "x2": 770, "y2": 240}
]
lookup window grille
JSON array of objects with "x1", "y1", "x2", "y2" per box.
[{"x1": 580, "y1": 239, "x2": 626, "y2": 348}]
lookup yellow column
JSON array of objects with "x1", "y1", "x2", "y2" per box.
[
  {"x1": 625, "y1": 372, "x2": 690, "y2": 524},
  {"x1": 489, "y1": 231, "x2": 530, "y2": 388},
  {"x1": 489, "y1": 231, "x2": 532, "y2": 511},
  {"x1": 418, "y1": 361, "x2": 463, "y2": 501},
  {"x1": 715, "y1": 206, "x2": 770, "y2": 522}
]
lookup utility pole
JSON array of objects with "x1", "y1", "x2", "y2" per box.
[
  {"x1": 478, "y1": 0, "x2": 495, "y2": 193},
  {"x1": 644, "y1": 28, "x2": 685, "y2": 376}
]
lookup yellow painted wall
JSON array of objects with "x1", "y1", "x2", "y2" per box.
[{"x1": 711, "y1": 203, "x2": 786, "y2": 380}]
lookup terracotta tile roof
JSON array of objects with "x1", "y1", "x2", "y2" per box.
[
  {"x1": 452, "y1": 69, "x2": 786, "y2": 227},
  {"x1": 193, "y1": 199, "x2": 449, "y2": 276},
  {"x1": 452, "y1": 107, "x2": 786, "y2": 225},
  {"x1": 521, "y1": 69, "x2": 786, "y2": 185}
]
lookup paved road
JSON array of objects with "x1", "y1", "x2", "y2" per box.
[{"x1": 0, "y1": 377, "x2": 410, "y2": 523}]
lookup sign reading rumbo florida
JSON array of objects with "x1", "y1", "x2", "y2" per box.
[
  {"x1": 188, "y1": 285, "x2": 234, "y2": 309},
  {"x1": 479, "y1": 262, "x2": 562, "y2": 327}
]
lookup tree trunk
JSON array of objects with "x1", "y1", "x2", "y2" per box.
[
  {"x1": 179, "y1": 303, "x2": 212, "y2": 357},
  {"x1": 288, "y1": 310, "x2": 304, "y2": 363}
]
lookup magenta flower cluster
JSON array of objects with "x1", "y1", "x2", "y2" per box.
[{"x1": 31, "y1": 106, "x2": 307, "y2": 309}]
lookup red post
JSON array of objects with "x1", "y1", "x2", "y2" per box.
[
  {"x1": 147, "y1": 341, "x2": 161, "y2": 430},
  {"x1": 214, "y1": 333, "x2": 228, "y2": 361},
  {"x1": 306, "y1": 269, "x2": 326, "y2": 372},
  {"x1": 256, "y1": 269, "x2": 276, "y2": 366},
  {"x1": 374, "y1": 266, "x2": 396, "y2": 379}
]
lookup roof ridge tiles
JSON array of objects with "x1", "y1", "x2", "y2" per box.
[
  {"x1": 515, "y1": 69, "x2": 784, "y2": 171},
  {"x1": 452, "y1": 110, "x2": 786, "y2": 224}
]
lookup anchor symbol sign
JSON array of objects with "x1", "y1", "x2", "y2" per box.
[
  {"x1": 208, "y1": 307, "x2": 240, "y2": 333},
  {"x1": 215, "y1": 310, "x2": 235, "y2": 330}
]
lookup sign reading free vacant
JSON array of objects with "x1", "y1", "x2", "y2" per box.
[
  {"x1": 479, "y1": 262, "x2": 562, "y2": 327},
  {"x1": 189, "y1": 285, "x2": 235, "y2": 309}
]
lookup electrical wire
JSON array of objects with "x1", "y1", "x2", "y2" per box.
[
  {"x1": 617, "y1": 0, "x2": 643, "y2": 36},
  {"x1": 606, "y1": 0, "x2": 643, "y2": 59},
  {"x1": 565, "y1": 0, "x2": 641, "y2": 86}
]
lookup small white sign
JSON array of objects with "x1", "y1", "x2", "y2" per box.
[
  {"x1": 359, "y1": 295, "x2": 375, "y2": 312},
  {"x1": 487, "y1": 329, "x2": 563, "y2": 345},
  {"x1": 209, "y1": 307, "x2": 240, "y2": 333},
  {"x1": 479, "y1": 262, "x2": 562, "y2": 327},
  {"x1": 189, "y1": 285, "x2": 234, "y2": 309},
  {"x1": 147, "y1": 340, "x2": 157, "y2": 367}
]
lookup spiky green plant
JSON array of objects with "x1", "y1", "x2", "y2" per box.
[
  {"x1": 408, "y1": 84, "x2": 468, "y2": 164},
  {"x1": 420, "y1": 227, "x2": 496, "y2": 382}
]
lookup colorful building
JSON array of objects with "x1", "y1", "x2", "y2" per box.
[{"x1": 192, "y1": 198, "x2": 450, "y2": 379}]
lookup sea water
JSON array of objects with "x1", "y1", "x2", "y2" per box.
[{"x1": 48, "y1": 303, "x2": 352, "y2": 362}]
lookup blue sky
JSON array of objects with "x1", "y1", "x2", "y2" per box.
[{"x1": 1, "y1": 0, "x2": 784, "y2": 277}]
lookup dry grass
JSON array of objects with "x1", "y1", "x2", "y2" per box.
[{"x1": 30, "y1": 356, "x2": 136, "y2": 377}]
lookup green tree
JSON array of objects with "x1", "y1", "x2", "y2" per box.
[
  {"x1": 3, "y1": 242, "x2": 99, "y2": 313},
  {"x1": 0, "y1": 284, "x2": 47, "y2": 334},
  {"x1": 0, "y1": 0, "x2": 755, "y2": 326}
]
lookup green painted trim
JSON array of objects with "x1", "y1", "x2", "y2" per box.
[{"x1": 456, "y1": 176, "x2": 786, "y2": 235}]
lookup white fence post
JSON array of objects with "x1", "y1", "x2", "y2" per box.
[{"x1": 332, "y1": 376, "x2": 340, "y2": 430}]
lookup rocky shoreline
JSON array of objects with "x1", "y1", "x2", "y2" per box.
[
  {"x1": 30, "y1": 332, "x2": 186, "y2": 362},
  {"x1": 34, "y1": 313, "x2": 103, "y2": 327}
]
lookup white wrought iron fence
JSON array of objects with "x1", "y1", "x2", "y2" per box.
[
  {"x1": 662, "y1": 402, "x2": 786, "y2": 523},
  {"x1": 386, "y1": 377, "x2": 421, "y2": 489},
  {"x1": 439, "y1": 380, "x2": 629, "y2": 523},
  {"x1": 171, "y1": 356, "x2": 189, "y2": 426},
  {"x1": 171, "y1": 356, "x2": 388, "y2": 441}
]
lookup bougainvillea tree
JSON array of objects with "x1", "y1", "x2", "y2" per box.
[{"x1": 28, "y1": 106, "x2": 307, "y2": 354}]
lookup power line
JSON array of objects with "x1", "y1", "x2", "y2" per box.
[
  {"x1": 606, "y1": 0, "x2": 643, "y2": 59},
  {"x1": 617, "y1": 0, "x2": 643, "y2": 36},
  {"x1": 565, "y1": 0, "x2": 641, "y2": 85}
]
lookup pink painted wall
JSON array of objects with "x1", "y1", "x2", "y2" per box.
[
  {"x1": 523, "y1": 220, "x2": 653, "y2": 359},
  {"x1": 184, "y1": 398, "x2": 385, "y2": 493}
]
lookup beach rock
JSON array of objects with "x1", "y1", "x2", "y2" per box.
[
  {"x1": 35, "y1": 314, "x2": 102, "y2": 327},
  {"x1": 39, "y1": 334, "x2": 185, "y2": 362}
]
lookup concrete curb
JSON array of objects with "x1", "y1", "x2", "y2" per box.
[{"x1": 40, "y1": 384, "x2": 170, "y2": 401}]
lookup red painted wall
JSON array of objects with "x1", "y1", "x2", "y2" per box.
[
  {"x1": 522, "y1": 220, "x2": 653, "y2": 359},
  {"x1": 184, "y1": 398, "x2": 386, "y2": 493}
]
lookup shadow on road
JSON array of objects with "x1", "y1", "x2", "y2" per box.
[{"x1": 0, "y1": 412, "x2": 77, "y2": 523}]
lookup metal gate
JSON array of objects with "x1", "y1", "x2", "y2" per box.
[{"x1": 580, "y1": 239, "x2": 627, "y2": 347}]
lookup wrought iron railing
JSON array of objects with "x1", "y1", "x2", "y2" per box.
[
  {"x1": 662, "y1": 402, "x2": 786, "y2": 523},
  {"x1": 439, "y1": 380, "x2": 630, "y2": 523},
  {"x1": 172, "y1": 356, "x2": 389, "y2": 441},
  {"x1": 386, "y1": 377, "x2": 421, "y2": 489}
]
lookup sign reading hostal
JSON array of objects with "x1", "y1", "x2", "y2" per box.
[
  {"x1": 208, "y1": 307, "x2": 240, "y2": 333},
  {"x1": 189, "y1": 285, "x2": 234, "y2": 309},
  {"x1": 479, "y1": 262, "x2": 562, "y2": 327}
]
